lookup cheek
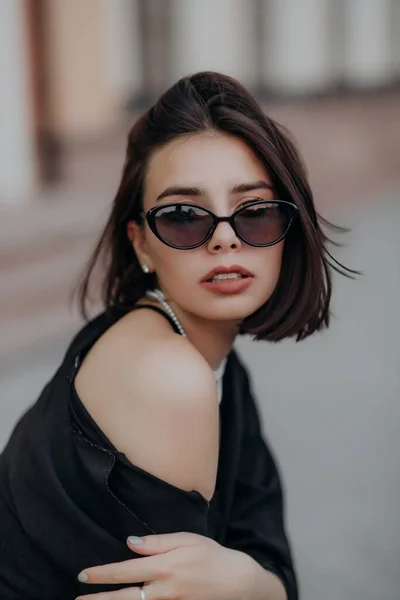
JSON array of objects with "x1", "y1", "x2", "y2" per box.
[{"x1": 148, "y1": 238, "x2": 188, "y2": 278}]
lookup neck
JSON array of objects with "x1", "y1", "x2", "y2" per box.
[
  {"x1": 180, "y1": 313, "x2": 237, "y2": 371},
  {"x1": 145, "y1": 289, "x2": 238, "y2": 370}
]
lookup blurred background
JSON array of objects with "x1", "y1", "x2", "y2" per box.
[{"x1": 1, "y1": 1, "x2": 399, "y2": 599}]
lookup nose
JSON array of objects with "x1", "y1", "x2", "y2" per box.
[{"x1": 206, "y1": 220, "x2": 242, "y2": 254}]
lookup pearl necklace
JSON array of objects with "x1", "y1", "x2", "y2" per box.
[
  {"x1": 146, "y1": 288, "x2": 187, "y2": 337},
  {"x1": 145, "y1": 288, "x2": 227, "y2": 401}
]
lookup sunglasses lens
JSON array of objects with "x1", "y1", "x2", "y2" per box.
[
  {"x1": 235, "y1": 201, "x2": 293, "y2": 245},
  {"x1": 154, "y1": 204, "x2": 213, "y2": 248}
]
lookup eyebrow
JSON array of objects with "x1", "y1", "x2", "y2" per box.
[
  {"x1": 231, "y1": 180, "x2": 273, "y2": 194},
  {"x1": 156, "y1": 180, "x2": 273, "y2": 201}
]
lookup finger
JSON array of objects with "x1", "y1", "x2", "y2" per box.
[
  {"x1": 76, "y1": 584, "x2": 144, "y2": 600},
  {"x1": 78, "y1": 555, "x2": 161, "y2": 585},
  {"x1": 127, "y1": 531, "x2": 202, "y2": 555}
]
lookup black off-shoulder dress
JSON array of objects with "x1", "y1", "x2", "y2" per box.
[{"x1": 0, "y1": 305, "x2": 299, "y2": 600}]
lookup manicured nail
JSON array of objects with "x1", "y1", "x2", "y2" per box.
[
  {"x1": 127, "y1": 535, "x2": 143, "y2": 545},
  {"x1": 77, "y1": 571, "x2": 88, "y2": 582}
]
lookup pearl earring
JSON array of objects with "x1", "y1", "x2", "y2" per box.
[{"x1": 142, "y1": 264, "x2": 150, "y2": 274}]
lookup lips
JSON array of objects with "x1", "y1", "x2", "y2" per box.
[{"x1": 201, "y1": 265, "x2": 254, "y2": 282}]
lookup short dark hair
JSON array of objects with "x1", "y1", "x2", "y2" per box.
[{"x1": 77, "y1": 71, "x2": 357, "y2": 342}]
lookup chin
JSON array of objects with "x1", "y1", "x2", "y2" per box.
[{"x1": 200, "y1": 295, "x2": 265, "y2": 323}]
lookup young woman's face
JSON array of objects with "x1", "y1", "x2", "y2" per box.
[{"x1": 129, "y1": 131, "x2": 284, "y2": 325}]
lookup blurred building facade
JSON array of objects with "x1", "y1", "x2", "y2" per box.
[{"x1": 1, "y1": 0, "x2": 400, "y2": 207}]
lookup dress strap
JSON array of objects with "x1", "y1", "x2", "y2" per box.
[{"x1": 130, "y1": 304, "x2": 183, "y2": 335}]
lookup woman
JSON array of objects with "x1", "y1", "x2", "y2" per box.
[{"x1": 0, "y1": 71, "x2": 353, "y2": 600}]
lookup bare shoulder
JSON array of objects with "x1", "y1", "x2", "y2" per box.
[
  {"x1": 75, "y1": 306, "x2": 217, "y2": 405},
  {"x1": 74, "y1": 308, "x2": 219, "y2": 501}
]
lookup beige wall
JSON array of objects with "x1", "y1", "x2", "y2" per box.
[{"x1": 43, "y1": 0, "x2": 114, "y2": 140}]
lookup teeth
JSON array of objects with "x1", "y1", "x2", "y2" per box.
[{"x1": 211, "y1": 273, "x2": 244, "y2": 281}]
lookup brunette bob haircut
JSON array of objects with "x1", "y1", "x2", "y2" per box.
[{"x1": 78, "y1": 71, "x2": 357, "y2": 342}]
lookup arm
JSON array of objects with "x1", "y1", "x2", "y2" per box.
[
  {"x1": 76, "y1": 330, "x2": 220, "y2": 503},
  {"x1": 225, "y1": 362, "x2": 299, "y2": 600},
  {"x1": 73, "y1": 339, "x2": 297, "y2": 600},
  {"x1": 118, "y1": 335, "x2": 220, "y2": 500}
]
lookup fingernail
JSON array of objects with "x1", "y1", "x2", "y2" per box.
[
  {"x1": 127, "y1": 535, "x2": 143, "y2": 545},
  {"x1": 77, "y1": 571, "x2": 88, "y2": 582}
]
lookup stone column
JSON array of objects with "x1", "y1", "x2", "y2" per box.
[
  {"x1": 102, "y1": 0, "x2": 144, "y2": 108},
  {"x1": 0, "y1": 0, "x2": 36, "y2": 205},
  {"x1": 343, "y1": 0, "x2": 395, "y2": 87},
  {"x1": 260, "y1": 0, "x2": 335, "y2": 94},
  {"x1": 43, "y1": 0, "x2": 114, "y2": 141},
  {"x1": 394, "y1": 0, "x2": 400, "y2": 77},
  {"x1": 169, "y1": 0, "x2": 257, "y2": 89}
]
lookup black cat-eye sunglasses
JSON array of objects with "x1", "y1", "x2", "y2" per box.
[{"x1": 140, "y1": 198, "x2": 298, "y2": 250}]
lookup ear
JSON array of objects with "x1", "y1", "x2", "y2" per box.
[{"x1": 127, "y1": 220, "x2": 154, "y2": 271}]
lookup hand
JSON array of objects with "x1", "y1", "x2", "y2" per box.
[{"x1": 76, "y1": 532, "x2": 256, "y2": 600}]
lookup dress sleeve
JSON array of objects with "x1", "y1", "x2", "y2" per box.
[{"x1": 224, "y1": 367, "x2": 299, "y2": 600}]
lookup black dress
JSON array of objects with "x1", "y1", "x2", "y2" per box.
[{"x1": 0, "y1": 305, "x2": 299, "y2": 600}]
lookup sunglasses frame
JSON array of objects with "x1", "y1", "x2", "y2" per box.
[{"x1": 140, "y1": 198, "x2": 299, "y2": 250}]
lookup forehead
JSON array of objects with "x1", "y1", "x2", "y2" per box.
[{"x1": 143, "y1": 132, "x2": 270, "y2": 201}]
